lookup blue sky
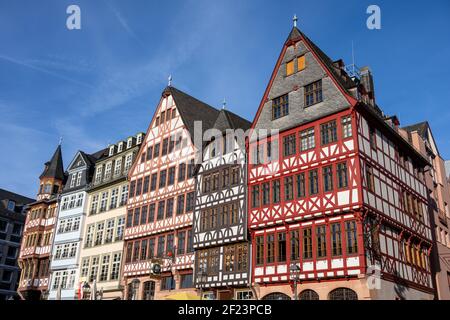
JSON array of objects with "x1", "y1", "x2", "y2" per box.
[{"x1": 1, "y1": 0, "x2": 450, "y2": 198}]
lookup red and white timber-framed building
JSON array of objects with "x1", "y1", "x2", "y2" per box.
[
  {"x1": 122, "y1": 86, "x2": 220, "y2": 300},
  {"x1": 18, "y1": 145, "x2": 65, "y2": 300},
  {"x1": 247, "y1": 25, "x2": 434, "y2": 300}
]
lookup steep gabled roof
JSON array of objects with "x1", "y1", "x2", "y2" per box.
[
  {"x1": 164, "y1": 86, "x2": 220, "y2": 140},
  {"x1": 0, "y1": 188, "x2": 34, "y2": 205},
  {"x1": 39, "y1": 145, "x2": 65, "y2": 181},
  {"x1": 402, "y1": 121, "x2": 429, "y2": 140},
  {"x1": 213, "y1": 109, "x2": 252, "y2": 133}
]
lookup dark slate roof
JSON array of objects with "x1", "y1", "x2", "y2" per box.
[
  {"x1": 164, "y1": 86, "x2": 220, "y2": 140},
  {"x1": 287, "y1": 27, "x2": 357, "y2": 93},
  {"x1": 0, "y1": 189, "x2": 34, "y2": 205},
  {"x1": 213, "y1": 109, "x2": 251, "y2": 132},
  {"x1": 39, "y1": 145, "x2": 65, "y2": 181},
  {"x1": 402, "y1": 121, "x2": 429, "y2": 140}
]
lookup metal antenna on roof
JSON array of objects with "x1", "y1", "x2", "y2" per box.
[
  {"x1": 351, "y1": 40, "x2": 356, "y2": 75},
  {"x1": 222, "y1": 98, "x2": 227, "y2": 110},
  {"x1": 168, "y1": 75, "x2": 172, "y2": 87},
  {"x1": 293, "y1": 14, "x2": 298, "y2": 28}
]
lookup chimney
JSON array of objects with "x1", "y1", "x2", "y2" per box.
[{"x1": 360, "y1": 66, "x2": 376, "y2": 107}]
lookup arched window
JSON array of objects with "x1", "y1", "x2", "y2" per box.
[
  {"x1": 261, "y1": 292, "x2": 291, "y2": 300},
  {"x1": 299, "y1": 289, "x2": 319, "y2": 300},
  {"x1": 328, "y1": 288, "x2": 358, "y2": 300},
  {"x1": 142, "y1": 281, "x2": 155, "y2": 300}
]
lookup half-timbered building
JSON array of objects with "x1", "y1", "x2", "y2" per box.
[
  {"x1": 193, "y1": 109, "x2": 252, "y2": 300},
  {"x1": 48, "y1": 149, "x2": 106, "y2": 299},
  {"x1": 122, "y1": 86, "x2": 220, "y2": 300},
  {"x1": 18, "y1": 145, "x2": 65, "y2": 300},
  {"x1": 247, "y1": 24, "x2": 434, "y2": 300}
]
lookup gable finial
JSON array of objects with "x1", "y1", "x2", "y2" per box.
[
  {"x1": 59, "y1": 136, "x2": 63, "y2": 146},
  {"x1": 293, "y1": 14, "x2": 298, "y2": 28},
  {"x1": 168, "y1": 75, "x2": 172, "y2": 87},
  {"x1": 222, "y1": 98, "x2": 227, "y2": 110}
]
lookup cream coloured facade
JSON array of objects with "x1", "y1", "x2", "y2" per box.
[{"x1": 78, "y1": 133, "x2": 144, "y2": 300}]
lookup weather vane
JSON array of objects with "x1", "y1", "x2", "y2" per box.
[
  {"x1": 222, "y1": 98, "x2": 227, "y2": 110},
  {"x1": 168, "y1": 75, "x2": 172, "y2": 87},
  {"x1": 293, "y1": 14, "x2": 298, "y2": 28},
  {"x1": 59, "y1": 136, "x2": 63, "y2": 146}
]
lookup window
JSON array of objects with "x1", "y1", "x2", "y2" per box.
[
  {"x1": 323, "y1": 166, "x2": 333, "y2": 192},
  {"x1": 283, "y1": 134, "x2": 296, "y2": 157},
  {"x1": 284, "y1": 176, "x2": 294, "y2": 201},
  {"x1": 177, "y1": 231, "x2": 186, "y2": 255},
  {"x1": 89, "y1": 257, "x2": 99, "y2": 282},
  {"x1": 120, "y1": 185, "x2": 128, "y2": 206},
  {"x1": 300, "y1": 128, "x2": 315, "y2": 151},
  {"x1": 124, "y1": 154, "x2": 133, "y2": 173},
  {"x1": 100, "y1": 192, "x2": 108, "y2": 212},
  {"x1": 129, "y1": 180, "x2": 136, "y2": 199},
  {"x1": 329, "y1": 288, "x2": 358, "y2": 300},
  {"x1": 290, "y1": 230, "x2": 299, "y2": 261},
  {"x1": 81, "y1": 258, "x2": 89, "y2": 277},
  {"x1": 297, "y1": 55, "x2": 306, "y2": 71},
  {"x1": 256, "y1": 236, "x2": 264, "y2": 265},
  {"x1": 337, "y1": 162, "x2": 348, "y2": 189},
  {"x1": 85, "y1": 225, "x2": 95, "y2": 248},
  {"x1": 231, "y1": 166, "x2": 240, "y2": 185},
  {"x1": 303, "y1": 228, "x2": 312, "y2": 259},
  {"x1": 176, "y1": 195, "x2": 185, "y2": 215},
  {"x1": 161, "y1": 276, "x2": 175, "y2": 291},
  {"x1": 140, "y1": 206, "x2": 148, "y2": 225},
  {"x1": 116, "y1": 217, "x2": 125, "y2": 240},
  {"x1": 369, "y1": 126, "x2": 377, "y2": 149},
  {"x1": 187, "y1": 229, "x2": 193, "y2": 253},
  {"x1": 180, "y1": 274, "x2": 193, "y2": 289},
  {"x1": 224, "y1": 245, "x2": 235, "y2": 272},
  {"x1": 141, "y1": 239, "x2": 148, "y2": 261},
  {"x1": 305, "y1": 79, "x2": 323, "y2": 107},
  {"x1": 320, "y1": 120, "x2": 337, "y2": 145},
  {"x1": 153, "y1": 143, "x2": 160, "y2": 158},
  {"x1": 142, "y1": 176, "x2": 150, "y2": 194},
  {"x1": 316, "y1": 225, "x2": 327, "y2": 258},
  {"x1": 7, "y1": 200, "x2": 15, "y2": 211},
  {"x1": 166, "y1": 198, "x2": 174, "y2": 219},
  {"x1": 331, "y1": 223, "x2": 342, "y2": 256},
  {"x1": 150, "y1": 173, "x2": 157, "y2": 191},
  {"x1": 110, "y1": 253, "x2": 121, "y2": 280},
  {"x1": 299, "y1": 289, "x2": 319, "y2": 300},
  {"x1": 95, "y1": 222, "x2": 104, "y2": 246},
  {"x1": 178, "y1": 163, "x2": 186, "y2": 182},
  {"x1": 266, "y1": 234, "x2": 275, "y2": 263},
  {"x1": 296, "y1": 173, "x2": 306, "y2": 198},
  {"x1": 161, "y1": 138, "x2": 168, "y2": 156},
  {"x1": 251, "y1": 185, "x2": 260, "y2": 208},
  {"x1": 366, "y1": 164, "x2": 375, "y2": 192},
  {"x1": 110, "y1": 188, "x2": 119, "y2": 209},
  {"x1": 100, "y1": 255, "x2": 110, "y2": 281},
  {"x1": 159, "y1": 169, "x2": 167, "y2": 188},
  {"x1": 341, "y1": 116, "x2": 352, "y2": 138},
  {"x1": 168, "y1": 167, "x2": 175, "y2": 185},
  {"x1": 186, "y1": 192, "x2": 195, "y2": 212},
  {"x1": 286, "y1": 59, "x2": 294, "y2": 76},
  {"x1": 262, "y1": 183, "x2": 270, "y2": 206},
  {"x1": 272, "y1": 180, "x2": 280, "y2": 204},
  {"x1": 346, "y1": 221, "x2": 358, "y2": 254},
  {"x1": 157, "y1": 201, "x2": 165, "y2": 220},
  {"x1": 309, "y1": 169, "x2": 319, "y2": 195},
  {"x1": 146, "y1": 146, "x2": 153, "y2": 161},
  {"x1": 277, "y1": 233, "x2": 286, "y2": 262},
  {"x1": 272, "y1": 94, "x2": 289, "y2": 120}
]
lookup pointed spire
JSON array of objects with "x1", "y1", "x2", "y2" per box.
[{"x1": 39, "y1": 144, "x2": 65, "y2": 181}]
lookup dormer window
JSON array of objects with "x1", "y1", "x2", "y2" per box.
[
  {"x1": 127, "y1": 138, "x2": 133, "y2": 149},
  {"x1": 137, "y1": 134, "x2": 143, "y2": 145},
  {"x1": 76, "y1": 171, "x2": 82, "y2": 186},
  {"x1": 118, "y1": 143, "x2": 123, "y2": 153},
  {"x1": 70, "y1": 174, "x2": 76, "y2": 188},
  {"x1": 109, "y1": 146, "x2": 115, "y2": 156},
  {"x1": 7, "y1": 200, "x2": 15, "y2": 211}
]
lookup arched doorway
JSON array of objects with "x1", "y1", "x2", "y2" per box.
[
  {"x1": 261, "y1": 292, "x2": 291, "y2": 300},
  {"x1": 299, "y1": 289, "x2": 319, "y2": 300},
  {"x1": 328, "y1": 288, "x2": 358, "y2": 300}
]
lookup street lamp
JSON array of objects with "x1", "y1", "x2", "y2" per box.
[
  {"x1": 131, "y1": 278, "x2": 140, "y2": 300},
  {"x1": 82, "y1": 282, "x2": 90, "y2": 300},
  {"x1": 197, "y1": 271, "x2": 208, "y2": 300},
  {"x1": 289, "y1": 263, "x2": 301, "y2": 300}
]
